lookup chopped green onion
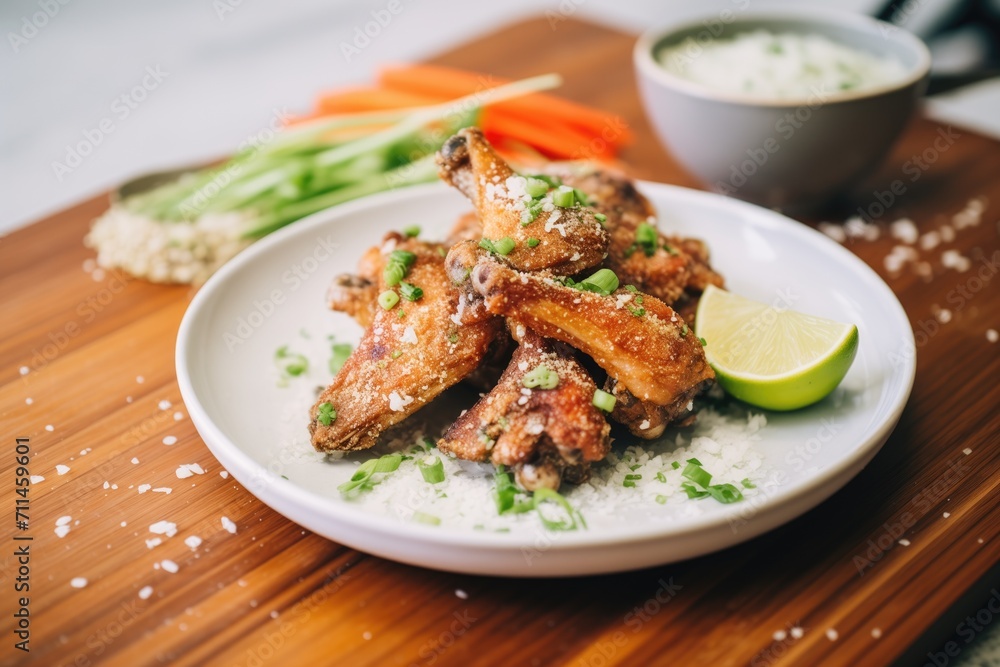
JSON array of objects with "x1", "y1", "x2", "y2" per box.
[
  {"x1": 275, "y1": 345, "x2": 309, "y2": 377},
  {"x1": 520, "y1": 200, "x2": 544, "y2": 226},
  {"x1": 578, "y1": 268, "x2": 619, "y2": 296},
  {"x1": 495, "y1": 237, "x2": 516, "y2": 255},
  {"x1": 573, "y1": 188, "x2": 591, "y2": 206},
  {"x1": 383, "y1": 250, "x2": 417, "y2": 286},
  {"x1": 329, "y1": 342, "x2": 352, "y2": 374},
  {"x1": 707, "y1": 483, "x2": 743, "y2": 504},
  {"x1": 522, "y1": 364, "x2": 559, "y2": 390},
  {"x1": 687, "y1": 458, "x2": 703, "y2": 466},
  {"x1": 625, "y1": 284, "x2": 638, "y2": 293},
  {"x1": 378, "y1": 289, "x2": 399, "y2": 310},
  {"x1": 399, "y1": 281, "x2": 423, "y2": 302},
  {"x1": 447, "y1": 332, "x2": 459, "y2": 344},
  {"x1": 655, "y1": 494, "x2": 668, "y2": 505},
  {"x1": 655, "y1": 472, "x2": 667, "y2": 483},
  {"x1": 526, "y1": 237, "x2": 540, "y2": 248},
  {"x1": 592, "y1": 389, "x2": 616, "y2": 412},
  {"x1": 623, "y1": 473, "x2": 642, "y2": 488},
  {"x1": 741, "y1": 478, "x2": 756, "y2": 489},
  {"x1": 680, "y1": 323, "x2": 689, "y2": 338},
  {"x1": 336, "y1": 453, "x2": 404, "y2": 495},
  {"x1": 529, "y1": 173, "x2": 561, "y2": 188},
  {"x1": 316, "y1": 402, "x2": 336, "y2": 426},
  {"x1": 391, "y1": 350, "x2": 402, "y2": 359},
  {"x1": 396, "y1": 309, "x2": 405, "y2": 318},
  {"x1": 681, "y1": 482, "x2": 709, "y2": 499},
  {"x1": 525, "y1": 177, "x2": 550, "y2": 198},
  {"x1": 682, "y1": 461, "x2": 712, "y2": 488},
  {"x1": 552, "y1": 186, "x2": 576, "y2": 208},
  {"x1": 372, "y1": 454, "x2": 402, "y2": 473},
  {"x1": 492, "y1": 466, "x2": 534, "y2": 515},
  {"x1": 533, "y1": 488, "x2": 586, "y2": 531},
  {"x1": 383, "y1": 262, "x2": 406, "y2": 287},
  {"x1": 389, "y1": 249, "x2": 417, "y2": 267},
  {"x1": 403, "y1": 225, "x2": 420, "y2": 238},
  {"x1": 699, "y1": 337, "x2": 708, "y2": 347},
  {"x1": 412, "y1": 511, "x2": 441, "y2": 526},
  {"x1": 636, "y1": 222, "x2": 658, "y2": 257},
  {"x1": 594, "y1": 212, "x2": 607, "y2": 225},
  {"x1": 627, "y1": 305, "x2": 645, "y2": 318},
  {"x1": 671, "y1": 461, "x2": 681, "y2": 470},
  {"x1": 418, "y1": 456, "x2": 445, "y2": 484},
  {"x1": 477, "y1": 235, "x2": 514, "y2": 255}
]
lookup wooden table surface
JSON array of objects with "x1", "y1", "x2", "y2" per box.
[{"x1": 2, "y1": 17, "x2": 999, "y2": 667}]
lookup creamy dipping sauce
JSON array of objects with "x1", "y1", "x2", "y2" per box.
[{"x1": 658, "y1": 30, "x2": 909, "y2": 99}]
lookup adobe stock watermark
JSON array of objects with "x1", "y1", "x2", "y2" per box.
[
  {"x1": 570, "y1": 115, "x2": 631, "y2": 162},
  {"x1": 751, "y1": 621, "x2": 805, "y2": 667},
  {"x1": 8, "y1": 0, "x2": 71, "y2": 53},
  {"x1": 409, "y1": 609, "x2": 478, "y2": 666},
  {"x1": 21, "y1": 270, "x2": 133, "y2": 384},
  {"x1": 656, "y1": 0, "x2": 753, "y2": 73},
  {"x1": 853, "y1": 455, "x2": 970, "y2": 576},
  {"x1": 213, "y1": 0, "x2": 247, "y2": 21},
  {"x1": 545, "y1": 0, "x2": 586, "y2": 30},
  {"x1": 722, "y1": 287, "x2": 799, "y2": 359},
  {"x1": 223, "y1": 233, "x2": 340, "y2": 351},
  {"x1": 70, "y1": 599, "x2": 147, "y2": 667},
  {"x1": 852, "y1": 126, "x2": 961, "y2": 225},
  {"x1": 576, "y1": 577, "x2": 683, "y2": 666},
  {"x1": 383, "y1": 75, "x2": 499, "y2": 191},
  {"x1": 923, "y1": 589, "x2": 1000, "y2": 667},
  {"x1": 714, "y1": 84, "x2": 833, "y2": 196},
  {"x1": 888, "y1": 248, "x2": 1000, "y2": 369},
  {"x1": 237, "y1": 561, "x2": 355, "y2": 665},
  {"x1": 177, "y1": 107, "x2": 292, "y2": 221},
  {"x1": 726, "y1": 406, "x2": 844, "y2": 537},
  {"x1": 876, "y1": 0, "x2": 930, "y2": 38},
  {"x1": 340, "y1": 0, "x2": 413, "y2": 62},
  {"x1": 51, "y1": 65, "x2": 169, "y2": 181}
]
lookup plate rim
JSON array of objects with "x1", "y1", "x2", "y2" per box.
[{"x1": 176, "y1": 180, "x2": 915, "y2": 555}]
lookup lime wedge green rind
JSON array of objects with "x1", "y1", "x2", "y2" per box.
[{"x1": 695, "y1": 285, "x2": 859, "y2": 411}]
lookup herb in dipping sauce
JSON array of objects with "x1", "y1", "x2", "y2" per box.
[{"x1": 657, "y1": 30, "x2": 908, "y2": 99}]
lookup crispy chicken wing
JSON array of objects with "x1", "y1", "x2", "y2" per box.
[
  {"x1": 439, "y1": 328, "x2": 610, "y2": 490},
  {"x1": 328, "y1": 212, "x2": 495, "y2": 329},
  {"x1": 310, "y1": 233, "x2": 502, "y2": 452},
  {"x1": 469, "y1": 255, "x2": 715, "y2": 438},
  {"x1": 436, "y1": 128, "x2": 609, "y2": 275},
  {"x1": 326, "y1": 245, "x2": 382, "y2": 328},
  {"x1": 539, "y1": 163, "x2": 724, "y2": 305}
]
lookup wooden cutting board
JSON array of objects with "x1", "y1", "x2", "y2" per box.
[{"x1": 2, "y1": 16, "x2": 998, "y2": 667}]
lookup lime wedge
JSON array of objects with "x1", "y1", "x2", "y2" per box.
[{"x1": 695, "y1": 285, "x2": 858, "y2": 411}]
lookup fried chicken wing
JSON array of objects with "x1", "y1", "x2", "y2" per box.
[
  {"x1": 326, "y1": 244, "x2": 382, "y2": 328},
  {"x1": 469, "y1": 255, "x2": 715, "y2": 438},
  {"x1": 438, "y1": 328, "x2": 610, "y2": 490},
  {"x1": 310, "y1": 233, "x2": 502, "y2": 452},
  {"x1": 436, "y1": 128, "x2": 608, "y2": 275},
  {"x1": 539, "y1": 163, "x2": 724, "y2": 305}
]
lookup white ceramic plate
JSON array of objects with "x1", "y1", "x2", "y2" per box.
[{"x1": 176, "y1": 181, "x2": 915, "y2": 577}]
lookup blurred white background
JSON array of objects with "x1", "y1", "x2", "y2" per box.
[{"x1": 2, "y1": 0, "x2": 998, "y2": 233}]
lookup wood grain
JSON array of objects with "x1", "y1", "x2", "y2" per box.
[{"x1": 2, "y1": 16, "x2": 999, "y2": 667}]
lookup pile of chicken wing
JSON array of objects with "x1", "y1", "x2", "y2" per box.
[{"x1": 309, "y1": 128, "x2": 724, "y2": 491}]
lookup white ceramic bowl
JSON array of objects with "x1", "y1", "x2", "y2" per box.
[{"x1": 634, "y1": 9, "x2": 931, "y2": 211}]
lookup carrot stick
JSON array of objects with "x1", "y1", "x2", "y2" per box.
[
  {"x1": 481, "y1": 110, "x2": 616, "y2": 160},
  {"x1": 378, "y1": 64, "x2": 633, "y2": 146},
  {"x1": 315, "y1": 87, "x2": 447, "y2": 114}
]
